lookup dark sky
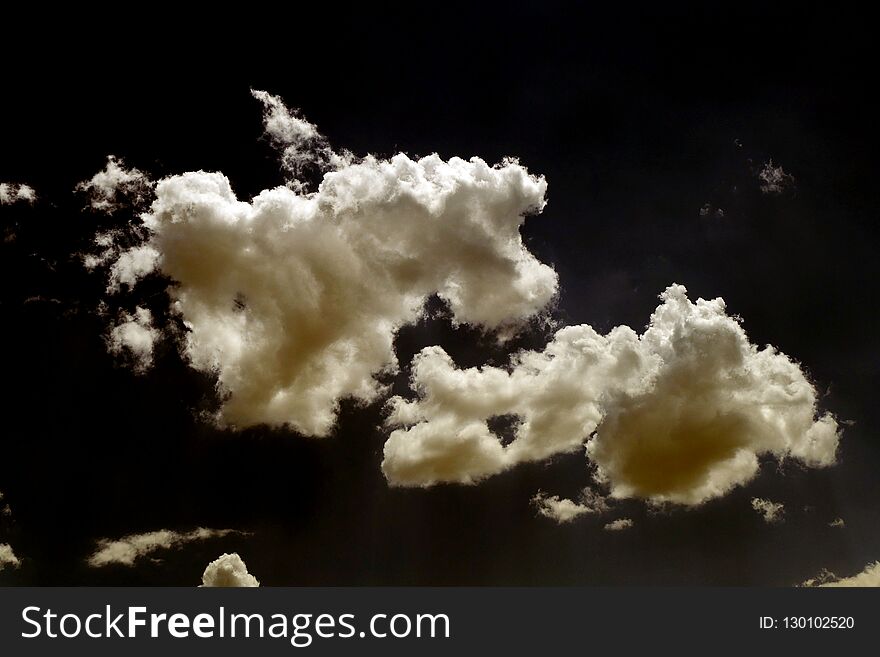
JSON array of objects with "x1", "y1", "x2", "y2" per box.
[{"x1": 1, "y1": 5, "x2": 878, "y2": 585}]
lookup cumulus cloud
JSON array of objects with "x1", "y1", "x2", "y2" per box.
[
  {"x1": 200, "y1": 552, "x2": 259, "y2": 587},
  {"x1": 0, "y1": 543, "x2": 21, "y2": 570},
  {"x1": 751, "y1": 497, "x2": 785, "y2": 523},
  {"x1": 802, "y1": 562, "x2": 880, "y2": 587},
  {"x1": 106, "y1": 306, "x2": 159, "y2": 372},
  {"x1": 757, "y1": 159, "x2": 795, "y2": 194},
  {"x1": 828, "y1": 517, "x2": 845, "y2": 528},
  {"x1": 384, "y1": 284, "x2": 839, "y2": 505},
  {"x1": 76, "y1": 155, "x2": 152, "y2": 213},
  {"x1": 87, "y1": 528, "x2": 237, "y2": 567},
  {"x1": 0, "y1": 182, "x2": 36, "y2": 205},
  {"x1": 604, "y1": 518, "x2": 633, "y2": 531},
  {"x1": 532, "y1": 488, "x2": 608, "y2": 523},
  {"x1": 93, "y1": 93, "x2": 557, "y2": 436}
]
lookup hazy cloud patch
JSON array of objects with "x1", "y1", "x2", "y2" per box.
[
  {"x1": 751, "y1": 497, "x2": 785, "y2": 523},
  {"x1": 87, "y1": 528, "x2": 238, "y2": 567},
  {"x1": 76, "y1": 155, "x2": 152, "y2": 213},
  {"x1": 532, "y1": 488, "x2": 608, "y2": 523},
  {"x1": 802, "y1": 562, "x2": 880, "y2": 587},
  {"x1": 106, "y1": 306, "x2": 159, "y2": 372},
  {"x1": 757, "y1": 159, "x2": 795, "y2": 195},
  {"x1": 0, "y1": 543, "x2": 21, "y2": 570},
  {"x1": 0, "y1": 182, "x2": 36, "y2": 205},
  {"x1": 604, "y1": 518, "x2": 634, "y2": 531}
]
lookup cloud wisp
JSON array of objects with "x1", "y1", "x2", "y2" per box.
[
  {"x1": 76, "y1": 155, "x2": 153, "y2": 213},
  {"x1": 532, "y1": 489, "x2": 609, "y2": 523},
  {"x1": 87, "y1": 528, "x2": 239, "y2": 567}
]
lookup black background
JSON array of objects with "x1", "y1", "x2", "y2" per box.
[{"x1": 0, "y1": 3, "x2": 877, "y2": 585}]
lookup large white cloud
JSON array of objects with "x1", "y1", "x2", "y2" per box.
[
  {"x1": 0, "y1": 543, "x2": 21, "y2": 570},
  {"x1": 802, "y1": 562, "x2": 880, "y2": 587},
  {"x1": 0, "y1": 182, "x2": 36, "y2": 205},
  {"x1": 384, "y1": 285, "x2": 839, "y2": 505},
  {"x1": 200, "y1": 552, "x2": 260, "y2": 587},
  {"x1": 93, "y1": 93, "x2": 558, "y2": 436},
  {"x1": 87, "y1": 528, "x2": 237, "y2": 567}
]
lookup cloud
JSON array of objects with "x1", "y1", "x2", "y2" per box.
[
  {"x1": 802, "y1": 562, "x2": 880, "y2": 587},
  {"x1": 0, "y1": 182, "x2": 36, "y2": 205},
  {"x1": 532, "y1": 488, "x2": 608, "y2": 523},
  {"x1": 0, "y1": 543, "x2": 21, "y2": 570},
  {"x1": 384, "y1": 284, "x2": 839, "y2": 505},
  {"x1": 76, "y1": 155, "x2": 152, "y2": 213},
  {"x1": 604, "y1": 518, "x2": 634, "y2": 531},
  {"x1": 757, "y1": 159, "x2": 795, "y2": 195},
  {"x1": 251, "y1": 89, "x2": 350, "y2": 187},
  {"x1": 87, "y1": 528, "x2": 237, "y2": 567},
  {"x1": 200, "y1": 552, "x2": 259, "y2": 587},
  {"x1": 93, "y1": 93, "x2": 557, "y2": 436},
  {"x1": 699, "y1": 203, "x2": 724, "y2": 218},
  {"x1": 106, "y1": 306, "x2": 159, "y2": 372},
  {"x1": 828, "y1": 517, "x2": 845, "y2": 528},
  {"x1": 751, "y1": 497, "x2": 785, "y2": 523}
]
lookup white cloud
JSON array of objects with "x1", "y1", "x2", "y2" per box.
[
  {"x1": 384, "y1": 284, "x2": 839, "y2": 505},
  {"x1": 200, "y1": 552, "x2": 259, "y2": 587},
  {"x1": 802, "y1": 562, "x2": 880, "y2": 587},
  {"x1": 757, "y1": 159, "x2": 795, "y2": 194},
  {"x1": 76, "y1": 155, "x2": 152, "y2": 213},
  {"x1": 95, "y1": 94, "x2": 557, "y2": 436},
  {"x1": 828, "y1": 517, "x2": 845, "y2": 528},
  {"x1": 87, "y1": 528, "x2": 237, "y2": 567},
  {"x1": 0, "y1": 543, "x2": 21, "y2": 570},
  {"x1": 604, "y1": 518, "x2": 633, "y2": 531},
  {"x1": 0, "y1": 182, "x2": 36, "y2": 205},
  {"x1": 251, "y1": 89, "x2": 350, "y2": 186},
  {"x1": 751, "y1": 497, "x2": 785, "y2": 523},
  {"x1": 107, "y1": 306, "x2": 159, "y2": 372},
  {"x1": 532, "y1": 488, "x2": 608, "y2": 523}
]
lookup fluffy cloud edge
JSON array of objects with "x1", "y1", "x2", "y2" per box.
[{"x1": 200, "y1": 552, "x2": 259, "y2": 587}]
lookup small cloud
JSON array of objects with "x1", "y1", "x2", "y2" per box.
[
  {"x1": 828, "y1": 517, "x2": 845, "y2": 528},
  {"x1": 106, "y1": 306, "x2": 159, "y2": 373},
  {"x1": 699, "y1": 203, "x2": 724, "y2": 218},
  {"x1": 75, "y1": 155, "x2": 152, "y2": 213},
  {"x1": 200, "y1": 553, "x2": 259, "y2": 587},
  {"x1": 0, "y1": 182, "x2": 36, "y2": 205},
  {"x1": 532, "y1": 488, "x2": 608, "y2": 523},
  {"x1": 604, "y1": 518, "x2": 634, "y2": 531},
  {"x1": 802, "y1": 562, "x2": 880, "y2": 587},
  {"x1": 751, "y1": 497, "x2": 785, "y2": 523},
  {"x1": 87, "y1": 528, "x2": 239, "y2": 567},
  {"x1": 757, "y1": 159, "x2": 795, "y2": 195},
  {"x1": 0, "y1": 543, "x2": 21, "y2": 570}
]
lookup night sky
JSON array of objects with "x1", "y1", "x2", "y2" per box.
[{"x1": 1, "y1": 5, "x2": 878, "y2": 586}]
